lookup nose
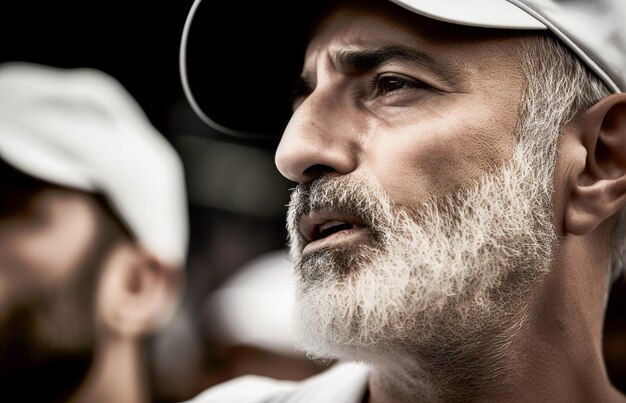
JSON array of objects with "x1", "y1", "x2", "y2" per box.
[{"x1": 275, "y1": 89, "x2": 360, "y2": 184}]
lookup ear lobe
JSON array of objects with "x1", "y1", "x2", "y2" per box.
[
  {"x1": 96, "y1": 241, "x2": 183, "y2": 338},
  {"x1": 565, "y1": 93, "x2": 626, "y2": 235}
]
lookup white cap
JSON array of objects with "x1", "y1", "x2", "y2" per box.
[
  {"x1": 0, "y1": 62, "x2": 189, "y2": 267},
  {"x1": 180, "y1": 0, "x2": 626, "y2": 140}
]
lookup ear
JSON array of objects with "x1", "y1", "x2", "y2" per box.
[
  {"x1": 95, "y1": 241, "x2": 184, "y2": 338},
  {"x1": 565, "y1": 93, "x2": 626, "y2": 235}
]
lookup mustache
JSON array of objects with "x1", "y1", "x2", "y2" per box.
[{"x1": 287, "y1": 176, "x2": 393, "y2": 244}]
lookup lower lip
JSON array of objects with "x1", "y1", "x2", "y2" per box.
[{"x1": 302, "y1": 227, "x2": 371, "y2": 255}]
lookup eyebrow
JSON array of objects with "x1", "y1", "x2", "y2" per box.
[
  {"x1": 292, "y1": 45, "x2": 461, "y2": 101},
  {"x1": 337, "y1": 46, "x2": 434, "y2": 72}
]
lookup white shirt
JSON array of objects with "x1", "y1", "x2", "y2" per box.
[{"x1": 183, "y1": 361, "x2": 370, "y2": 403}]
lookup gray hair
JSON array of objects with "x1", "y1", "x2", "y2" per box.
[{"x1": 518, "y1": 35, "x2": 624, "y2": 281}]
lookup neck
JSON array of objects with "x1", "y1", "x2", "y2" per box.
[
  {"x1": 69, "y1": 337, "x2": 148, "y2": 403},
  {"x1": 367, "y1": 234, "x2": 625, "y2": 403},
  {"x1": 367, "y1": 318, "x2": 522, "y2": 402}
]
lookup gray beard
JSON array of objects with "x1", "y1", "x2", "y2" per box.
[{"x1": 286, "y1": 142, "x2": 556, "y2": 392}]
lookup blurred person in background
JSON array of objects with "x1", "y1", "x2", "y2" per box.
[{"x1": 0, "y1": 62, "x2": 188, "y2": 403}]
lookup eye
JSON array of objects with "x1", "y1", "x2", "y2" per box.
[{"x1": 370, "y1": 74, "x2": 426, "y2": 96}]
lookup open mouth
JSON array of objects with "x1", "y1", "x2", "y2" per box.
[
  {"x1": 318, "y1": 220, "x2": 355, "y2": 239},
  {"x1": 298, "y1": 210, "x2": 370, "y2": 253}
]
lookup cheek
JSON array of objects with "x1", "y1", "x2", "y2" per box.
[
  {"x1": 13, "y1": 226, "x2": 93, "y2": 280},
  {"x1": 363, "y1": 108, "x2": 514, "y2": 206},
  {"x1": 0, "y1": 207, "x2": 98, "y2": 288}
]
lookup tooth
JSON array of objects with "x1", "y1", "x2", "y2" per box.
[{"x1": 319, "y1": 220, "x2": 347, "y2": 233}]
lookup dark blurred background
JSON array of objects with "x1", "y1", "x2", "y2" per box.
[{"x1": 0, "y1": 1, "x2": 624, "y2": 402}]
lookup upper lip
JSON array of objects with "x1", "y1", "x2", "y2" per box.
[{"x1": 299, "y1": 209, "x2": 366, "y2": 243}]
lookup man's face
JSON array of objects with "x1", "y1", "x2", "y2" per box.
[
  {"x1": 0, "y1": 187, "x2": 104, "y2": 401},
  {"x1": 277, "y1": 1, "x2": 525, "y2": 203},
  {"x1": 277, "y1": 1, "x2": 556, "y2": 362}
]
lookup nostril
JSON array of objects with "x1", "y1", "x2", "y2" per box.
[{"x1": 303, "y1": 164, "x2": 336, "y2": 180}]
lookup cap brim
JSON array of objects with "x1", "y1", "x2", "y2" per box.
[
  {"x1": 180, "y1": 0, "x2": 546, "y2": 144},
  {"x1": 181, "y1": 0, "x2": 330, "y2": 145}
]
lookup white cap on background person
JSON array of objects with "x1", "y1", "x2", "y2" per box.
[{"x1": 0, "y1": 61, "x2": 188, "y2": 267}]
